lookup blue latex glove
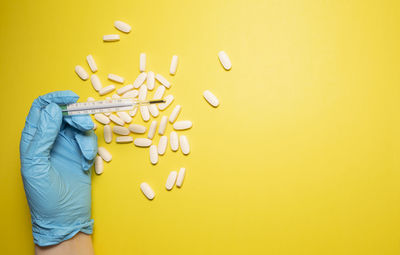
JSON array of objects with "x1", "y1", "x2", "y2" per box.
[{"x1": 19, "y1": 91, "x2": 98, "y2": 246}]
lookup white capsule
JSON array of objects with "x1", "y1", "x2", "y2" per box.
[
  {"x1": 90, "y1": 75, "x2": 102, "y2": 91},
  {"x1": 158, "y1": 136, "x2": 168, "y2": 155},
  {"x1": 112, "y1": 94, "x2": 121, "y2": 99},
  {"x1": 94, "y1": 156, "x2": 103, "y2": 175},
  {"x1": 203, "y1": 90, "x2": 219, "y2": 107},
  {"x1": 169, "y1": 105, "x2": 181, "y2": 123},
  {"x1": 158, "y1": 116, "x2": 168, "y2": 135},
  {"x1": 103, "y1": 125, "x2": 112, "y2": 143},
  {"x1": 147, "y1": 121, "x2": 157, "y2": 139},
  {"x1": 128, "y1": 124, "x2": 146, "y2": 134},
  {"x1": 87, "y1": 97, "x2": 95, "y2": 102},
  {"x1": 133, "y1": 72, "x2": 147, "y2": 88},
  {"x1": 155, "y1": 74, "x2": 171, "y2": 88},
  {"x1": 108, "y1": 73, "x2": 124, "y2": 84},
  {"x1": 218, "y1": 51, "x2": 232, "y2": 70},
  {"x1": 134, "y1": 138, "x2": 152, "y2": 147},
  {"x1": 116, "y1": 136, "x2": 133, "y2": 143},
  {"x1": 117, "y1": 84, "x2": 134, "y2": 95},
  {"x1": 173, "y1": 120, "x2": 192, "y2": 130},
  {"x1": 148, "y1": 104, "x2": 159, "y2": 118},
  {"x1": 140, "y1": 106, "x2": 150, "y2": 122},
  {"x1": 140, "y1": 182, "x2": 155, "y2": 200},
  {"x1": 170, "y1": 131, "x2": 179, "y2": 151},
  {"x1": 158, "y1": 95, "x2": 174, "y2": 111},
  {"x1": 98, "y1": 147, "x2": 112, "y2": 162},
  {"x1": 122, "y1": 89, "x2": 138, "y2": 98},
  {"x1": 176, "y1": 167, "x2": 186, "y2": 188},
  {"x1": 113, "y1": 126, "x2": 130, "y2": 135},
  {"x1": 117, "y1": 111, "x2": 132, "y2": 123},
  {"x1": 109, "y1": 114, "x2": 125, "y2": 126},
  {"x1": 169, "y1": 55, "x2": 178, "y2": 75},
  {"x1": 86, "y1": 54, "x2": 98, "y2": 73},
  {"x1": 165, "y1": 171, "x2": 178, "y2": 191},
  {"x1": 147, "y1": 71, "x2": 155, "y2": 90},
  {"x1": 153, "y1": 85, "x2": 166, "y2": 100},
  {"x1": 179, "y1": 135, "x2": 190, "y2": 155},
  {"x1": 138, "y1": 84, "x2": 148, "y2": 101},
  {"x1": 103, "y1": 34, "x2": 120, "y2": 42},
  {"x1": 139, "y1": 53, "x2": 146, "y2": 72},
  {"x1": 129, "y1": 107, "x2": 137, "y2": 117},
  {"x1": 99, "y1": 85, "x2": 115, "y2": 96},
  {"x1": 149, "y1": 145, "x2": 158, "y2": 165},
  {"x1": 114, "y1": 20, "x2": 131, "y2": 33},
  {"x1": 94, "y1": 113, "x2": 110, "y2": 125},
  {"x1": 75, "y1": 65, "x2": 89, "y2": 80}
]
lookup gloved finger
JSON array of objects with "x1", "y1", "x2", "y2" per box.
[
  {"x1": 75, "y1": 130, "x2": 98, "y2": 163},
  {"x1": 64, "y1": 114, "x2": 94, "y2": 132}
]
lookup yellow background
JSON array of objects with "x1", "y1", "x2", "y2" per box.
[{"x1": 1, "y1": 0, "x2": 400, "y2": 254}]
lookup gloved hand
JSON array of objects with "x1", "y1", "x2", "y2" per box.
[{"x1": 19, "y1": 90, "x2": 98, "y2": 246}]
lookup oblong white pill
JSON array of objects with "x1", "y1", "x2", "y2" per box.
[
  {"x1": 203, "y1": 90, "x2": 219, "y2": 107},
  {"x1": 165, "y1": 171, "x2": 178, "y2": 191},
  {"x1": 114, "y1": 20, "x2": 131, "y2": 33},
  {"x1": 134, "y1": 138, "x2": 152, "y2": 147},
  {"x1": 149, "y1": 145, "x2": 158, "y2": 165},
  {"x1": 94, "y1": 156, "x2": 103, "y2": 175},
  {"x1": 147, "y1": 71, "x2": 155, "y2": 90},
  {"x1": 140, "y1": 106, "x2": 150, "y2": 122},
  {"x1": 113, "y1": 126, "x2": 130, "y2": 135},
  {"x1": 218, "y1": 51, "x2": 232, "y2": 70},
  {"x1": 94, "y1": 113, "x2": 110, "y2": 125},
  {"x1": 155, "y1": 74, "x2": 171, "y2": 88},
  {"x1": 122, "y1": 90, "x2": 138, "y2": 98},
  {"x1": 98, "y1": 147, "x2": 112, "y2": 162},
  {"x1": 112, "y1": 94, "x2": 120, "y2": 99},
  {"x1": 139, "y1": 53, "x2": 146, "y2": 72},
  {"x1": 158, "y1": 136, "x2": 168, "y2": 155},
  {"x1": 170, "y1": 131, "x2": 179, "y2": 151},
  {"x1": 179, "y1": 135, "x2": 190, "y2": 155},
  {"x1": 103, "y1": 125, "x2": 112, "y2": 144},
  {"x1": 75, "y1": 65, "x2": 89, "y2": 80},
  {"x1": 158, "y1": 95, "x2": 174, "y2": 111},
  {"x1": 138, "y1": 84, "x2": 148, "y2": 101},
  {"x1": 173, "y1": 120, "x2": 193, "y2": 130},
  {"x1": 158, "y1": 116, "x2": 168, "y2": 135},
  {"x1": 128, "y1": 124, "x2": 146, "y2": 134},
  {"x1": 86, "y1": 54, "x2": 98, "y2": 73},
  {"x1": 99, "y1": 85, "x2": 115, "y2": 96},
  {"x1": 116, "y1": 136, "x2": 133, "y2": 143},
  {"x1": 169, "y1": 105, "x2": 181, "y2": 123},
  {"x1": 129, "y1": 107, "x2": 137, "y2": 117},
  {"x1": 148, "y1": 104, "x2": 159, "y2": 118},
  {"x1": 103, "y1": 34, "x2": 120, "y2": 41},
  {"x1": 140, "y1": 182, "x2": 155, "y2": 200},
  {"x1": 109, "y1": 114, "x2": 125, "y2": 126},
  {"x1": 148, "y1": 121, "x2": 157, "y2": 139},
  {"x1": 108, "y1": 73, "x2": 124, "y2": 84},
  {"x1": 117, "y1": 84, "x2": 134, "y2": 95},
  {"x1": 87, "y1": 97, "x2": 95, "y2": 102},
  {"x1": 176, "y1": 167, "x2": 186, "y2": 188},
  {"x1": 90, "y1": 75, "x2": 102, "y2": 91},
  {"x1": 117, "y1": 111, "x2": 132, "y2": 123},
  {"x1": 169, "y1": 55, "x2": 178, "y2": 75},
  {"x1": 153, "y1": 85, "x2": 166, "y2": 100},
  {"x1": 133, "y1": 72, "x2": 147, "y2": 88}
]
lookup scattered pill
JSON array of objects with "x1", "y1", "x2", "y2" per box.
[
  {"x1": 138, "y1": 84, "x2": 148, "y2": 101},
  {"x1": 113, "y1": 126, "x2": 130, "y2": 135},
  {"x1": 147, "y1": 71, "x2": 155, "y2": 90},
  {"x1": 134, "y1": 138, "x2": 152, "y2": 147},
  {"x1": 179, "y1": 135, "x2": 190, "y2": 155},
  {"x1": 122, "y1": 90, "x2": 138, "y2": 98},
  {"x1": 148, "y1": 121, "x2": 157, "y2": 139},
  {"x1": 98, "y1": 147, "x2": 112, "y2": 162},
  {"x1": 90, "y1": 75, "x2": 102, "y2": 91},
  {"x1": 158, "y1": 95, "x2": 174, "y2": 110},
  {"x1": 153, "y1": 86, "x2": 166, "y2": 100},
  {"x1": 203, "y1": 90, "x2": 219, "y2": 107},
  {"x1": 140, "y1": 182, "x2": 155, "y2": 200},
  {"x1": 155, "y1": 74, "x2": 171, "y2": 88},
  {"x1": 165, "y1": 171, "x2": 178, "y2": 190},
  {"x1": 149, "y1": 145, "x2": 158, "y2": 164},
  {"x1": 108, "y1": 73, "x2": 124, "y2": 84},
  {"x1": 116, "y1": 136, "x2": 133, "y2": 143},
  {"x1": 103, "y1": 34, "x2": 120, "y2": 42},
  {"x1": 103, "y1": 125, "x2": 112, "y2": 143},
  {"x1": 158, "y1": 116, "x2": 168, "y2": 135},
  {"x1": 140, "y1": 53, "x2": 146, "y2": 72},
  {"x1": 218, "y1": 51, "x2": 231, "y2": 70},
  {"x1": 117, "y1": 111, "x2": 132, "y2": 123},
  {"x1": 170, "y1": 131, "x2": 179, "y2": 151},
  {"x1": 129, "y1": 107, "x2": 137, "y2": 117},
  {"x1": 117, "y1": 84, "x2": 134, "y2": 95},
  {"x1": 170, "y1": 55, "x2": 178, "y2": 75},
  {"x1": 169, "y1": 105, "x2": 181, "y2": 123},
  {"x1": 114, "y1": 20, "x2": 131, "y2": 33},
  {"x1": 176, "y1": 167, "x2": 186, "y2": 188},
  {"x1": 140, "y1": 106, "x2": 150, "y2": 122},
  {"x1": 99, "y1": 85, "x2": 115, "y2": 96},
  {"x1": 133, "y1": 72, "x2": 147, "y2": 88},
  {"x1": 158, "y1": 136, "x2": 168, "y2": 155},
  {"x1": 86, "y1": 55, "x2": 98, "y2": 73},
  {"x1": 94, "y1": 156, "x2": 103, "y2": 175},
  {"x1": 87, "y1": 97, "x2": 95, "y2": 102},
  {"x1": 148, "y1": 104, "x2": 159, "y2": 118},
  {"x1": 109, "y1": 114, "x2": 125, "y2": 126},
  {"x1": 128, "y1": 124, "x2": 146, "y2": 134},
  {"x1": 94, "y1": 113, "x2": 110, "y2": 125},
  {"x1": 75, "y1": 65, "x2": 89, "y2": 80},
  {"x1": 112, "y1": 94, "x2": 121, "y2": 99},
  {"x1": 173, "y1": 120, "x2": 192, "y2": 130}
]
